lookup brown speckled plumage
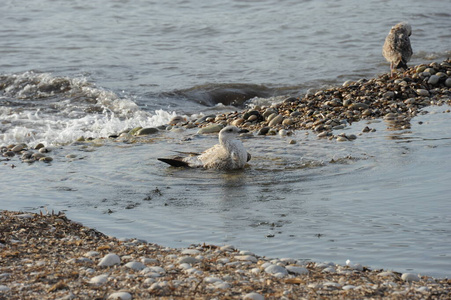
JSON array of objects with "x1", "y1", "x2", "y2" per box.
[{"x1": 382, "y1": 22, "x2": 412, "y2": 75}]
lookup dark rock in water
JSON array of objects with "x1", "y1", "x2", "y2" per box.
[
  {"x1": 162, "y1": 83, "x2": 274, "y2": 107},
  {"x1": 3, "y1": 151, "x2": 15, "y2": 157},
  {"x1": 257, "y1": 127, "x2": 270, "y2": 135}
]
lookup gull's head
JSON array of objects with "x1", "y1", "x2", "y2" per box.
[
  {"x1": 218, "y1": 126, "x2": 246, "y2": 143},
  {"x1": 396, "y1": 22, "x2": 412, "y2": 36}
]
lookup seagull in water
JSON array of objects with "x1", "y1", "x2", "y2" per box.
[
  {"x1": 382, "y1": 22, "x2": 413, "y2": 76},
  {"x1": 158, "y1": 126, "x2": 251, "y2": 170}
]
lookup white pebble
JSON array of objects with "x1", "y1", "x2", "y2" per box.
[
  {"x1": 280, "y1": 258, "x2": 297, "y2": 264},
  {"x1": 108, "y1": 291, "x2": 132, "y2": 300},
  {"x1": 378, "y1": 271, "x2": 395, "y2": 277},
  {"x1": 185, "y1": 268, "x2": 203, "y2": 275},
  {"x1": 142, "y1": 266, "x2": 166, "y2": 274},
  {"x1": 178, "y1": 263, "x2": 192, "y2": 270},
  {"x1": 177, "y1": 256, "x2": 199, "y2": 264},
  {"x1": 14, "y1": 214, "x2": 33, "y2": 219},
  {"x1": 217, "y1": 258, "x2": 230, "y2": 264},
  {"x1": 316, "y1": 262, "x2": 335, "y2": 269},
  {"x1": 204, "y1": 277, "x2": 222, "y2": 284},
  {"x1": 401, "y1": 273, "x2": 420, "y2": 282},
  {"x1": 141, "y1": 258, "x2": 158, "y2": 264},
  {"x1": 322, "y1": 267, "x2": 336, "y2": 273},
  {"x1": 285, "y1": 266, "x2": 309, "y2": 275},
  {"x1": 150, "y1": 282, "x2": 162, "y2": 290},
  {"x1": 243, "y1": 292, "x2": 264, "y2": 300},
  {"x1": 342, "y1": 285, "x2": 356, "y2": 290},
  {"x1": 213, "y1": 282, "x2": 230, "y2": 289},
  {"x1": 235, "y1": 255, "x2": 258, "y2": 263},
  {"x1": 264, "y1": 264, "x2": 288, "y2": 276},
  {"x1": 251, "y1": 267, "x2": 261, "y2": 275},
  {"x1": 124, "y1": 261, "x2": 146, "y2": 271},
  {"x1": 98, "y1": 253, "x2": 121, "y2": 267},
  {"x1": 181, "y1": 249, "x2": 201, "y2": 255},
  {"x1": 0, "y1": 285, "x2": 10, "y2": 292},
  {"x1": 346, "y1": 259, "x2": 363, "y2": 271},
  {"x1": 220, "y1": 245, "x2": 235, "y2": 251},
  {"x1": 84, "y1": 251, "x2": 100, "y2": 258},
  {"x1": 143, "y1": 278, "x2": 156, "y2": 286},
  {"x1": 239, "y1": 250, "x2": 255, "y2": 255},
  {"x1": 416, "y1": 286, "x2": 429, "y2": 292},
  {"x1": 89, "y1": 274, "x2": 109, "y2": 285},
  {"x1": 323, "y1": 281, "x2": 341, "y2": 288}
]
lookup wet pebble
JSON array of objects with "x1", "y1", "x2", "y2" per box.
[
  {"x1": 39, "y1": 147, "x2": 51, "y2": 153},
  {"x1": 197, "y1": 124, "x2": 223, "y2": 134},
  {"x1": 446, "y1": 78, "x2": 451, "y2": 87},
  {"x1": 2, "y1": 151, "x2": 14, "y2": 157},
  {"x1": 282, "y1": 118, "x2": 293, "y2": 126},
  {"x1": 257, "y1": 127, "x2": 270, "y2": 135},
  {"x1": 416, "y1": 89, "x2": 429, "y2": 97},
  {"x1": 232, "y1": 118, "x2": 245, "y2": 126},
  {"x1": 136, "y1": 127, "x2": 159, "y2": 135},
  {"x1": 39, "y1": 157, "x2": 53, "y2": 163},
  {"x1": 34, "y1": 143, "x2": 45, "y2": 150},
  {"x1": 11, "y1": 144, "x2": 26, "y2": 152},
  {"x1": 427, "y1": 75, "x2": 440, "y2": 85},
  {"x1": 268, "y1": 114, "x2": 284, "y2": 126}
]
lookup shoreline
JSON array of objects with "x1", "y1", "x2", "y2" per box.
[
  {"x1": 2, "y1": 60, "x2": 451, "y2": 161},
  {"x1": 0, "y1": 210, "x2": 450, "y2": 299}
]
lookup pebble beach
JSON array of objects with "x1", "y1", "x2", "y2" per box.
[{"x1": 1, "y1": 210, "x2": 450, "y2": 300}]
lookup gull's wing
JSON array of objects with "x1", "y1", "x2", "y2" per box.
[{"x1": 157, "y1": 157, "x2": 190, "y2": 167}]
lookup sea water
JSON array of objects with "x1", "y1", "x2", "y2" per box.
[{"x1": 1, "y1": 0, "x2": 451, "y2": 277}]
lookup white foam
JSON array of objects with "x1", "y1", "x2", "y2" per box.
[{"x1": 0, "y1": 72, "x2": 178, "y2": 147}]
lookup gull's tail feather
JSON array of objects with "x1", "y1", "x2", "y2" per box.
[
  {"x1": 157, "y1": 157, "x2": 190, "y2": 167},
  {"x1": 395, "y1": 59, "x2": 408, "y2": 70}
]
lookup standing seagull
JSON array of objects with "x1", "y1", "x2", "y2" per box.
[
  {"x1": 158, "y1": 126, "x2": 251, "y2": 170},
  {"x1": 382, "y1": 22, "x2": 413, "y2": 76}
]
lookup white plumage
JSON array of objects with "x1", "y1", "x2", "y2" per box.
[{"x1": 158, "y1": 126, "x2": 250, "y2": 170}]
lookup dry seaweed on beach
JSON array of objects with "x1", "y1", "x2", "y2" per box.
[{"x1": 0, "y1": 210, "x2": 450, "y2": 299}]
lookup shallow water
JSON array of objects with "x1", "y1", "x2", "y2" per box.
[
  {"x1": 1, "y1": 0, "x2": 451, "y2": 278},
  {"x1": 2, "y1": 106, "x2": 451, "y2": 278}
]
